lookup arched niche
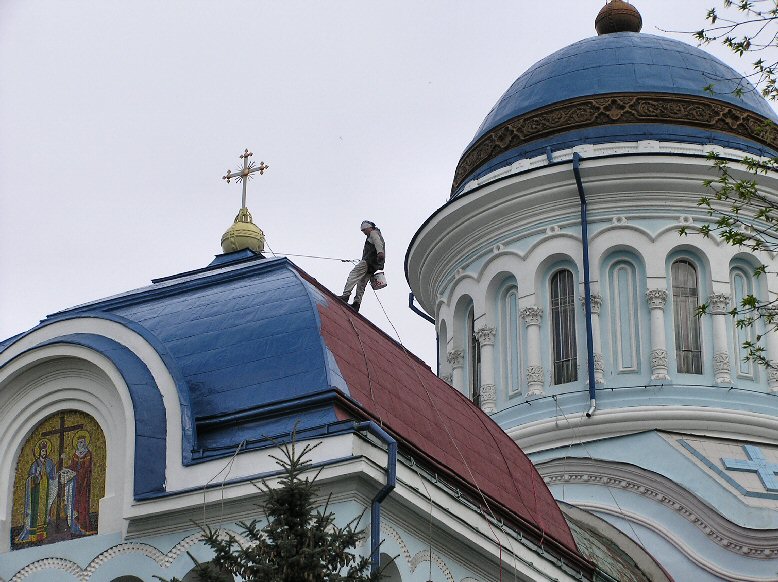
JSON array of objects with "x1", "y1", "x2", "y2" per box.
[{"x1": 11, "y1": 409, "x2": 106, "y2": 550}]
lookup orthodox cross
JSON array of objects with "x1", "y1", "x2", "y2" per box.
[
  {"x1": 42, "y1": 413, "x2": 84, "y2": 530},
  {"x1": 722, "y1": 444, "x2": 778, "y2": 492},
  {"x1": 222, "y1": 149, "x2": 269, "y2": 210}
]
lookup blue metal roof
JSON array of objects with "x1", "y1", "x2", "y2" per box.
[
  {"x1": 0, "y1": 255, "x2": 351, "y2": 496},
  {"x1": 468, "y1": 33, "x2": 778, "y2": 151}
]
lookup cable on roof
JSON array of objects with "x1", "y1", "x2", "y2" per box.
[
  {"x1": 369, "y1": 288, "x2": 507, "y2": 580},
  {"x1": 264, "y1": 238, "x2": 358, "y2": 263},
  {"x1": 551, "y1": 395, "x2": 647, "y2": 550}
]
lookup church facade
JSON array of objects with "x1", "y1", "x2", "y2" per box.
[{"x1": 406, "y1": 3, "x2": 778, "y2": 581}]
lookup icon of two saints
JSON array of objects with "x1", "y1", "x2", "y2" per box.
[{"x1": 15, "y1": 429, "x2": 95, "y2": 546}]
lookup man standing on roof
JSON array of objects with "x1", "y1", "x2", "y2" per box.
[{"x1": 339, "y1": 221, "x2": 385, "y2": 312}]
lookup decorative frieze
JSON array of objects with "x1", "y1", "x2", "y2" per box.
[
  {"x1": 713, "y1": 352, "x2": 732, "y2": 384},
  {"x1": 527, "y1": 366, "x2": 545, "y2": 396},
  {"x1": 446, "y1": 349, "x2": 464, "y2": 367},
  {"x1": 452, "y1": 91, "x2": 778, "y2": 192},
  {"x1": 579, "y1": 293, "x2": 602, "y2": 315},
  {"x1": 541, "y1": 464, "x2": 778, "y2": 560},
  {"x1": 475, "y1": 325, "x2": 496, "y2": 346},
  {"x1": 650, "y1": 349, "x2": 671, "y2": 381},
  {"x1": 769, "y1": 369, "x2": 778, "y2": 392},
  {"x1": 479, "y1": 383, "x2": 497, "y2": 413},
  {"x1": 646, "y1": 288, "x2": 668, "y2": 309},
  {"x1": 709, "y1": 293, "x2": 731, "y2": 315},
  {"x1": 651, "y1": 349, "x2": 668, "y2": 369},
  {"x1": 520, "y1": 306, "x2": 543, "y2": 326},
  {"x1": 594, "y1": 353, "x2": 605, "y2": 374}
]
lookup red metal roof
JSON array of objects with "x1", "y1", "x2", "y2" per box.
[{"x1": 309, "y1": 279, "x2": 580, "y2": 558}]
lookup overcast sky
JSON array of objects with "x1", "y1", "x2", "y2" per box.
[{"x1": 1, "y1": 1, "x2": 771, "y2": 368}]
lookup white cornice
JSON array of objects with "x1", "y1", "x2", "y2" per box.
[
  {"x1": 507, "y1": 405, "x2": 778, "y2": 453},
  {"x1": 407, "y1": 146, "x2": 778, "y2": 313},
  {"x1": 539, "y1": 458, "x2": 778, "y2": 560}
]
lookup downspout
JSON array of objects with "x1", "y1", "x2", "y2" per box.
[
  {"x1": 572, "y1": 152, "x2": 597, "y2": 418},
  {"x1": 408, "y1": 291, "x2": 440, "y2": 376},
  {"x1": 355, "y1": 421, "x2": 397, "y2": 575}
]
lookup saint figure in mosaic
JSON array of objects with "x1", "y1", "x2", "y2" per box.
[{"x1": 11, "y1": 410, "x2": 106, "y2": 549}]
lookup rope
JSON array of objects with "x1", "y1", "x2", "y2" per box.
[
  {"x1": 370, "y1": 288, "x2": 505, "y2": 578},
  {"x1": 551, "y1": 395, "x2": 648, "y2": 549},
  {"x1": 201, "y1": 439, "x2": 246, "y2": 528},
  {"x1": 263, "y1": 238, "x2": 358, "y2": 263}
]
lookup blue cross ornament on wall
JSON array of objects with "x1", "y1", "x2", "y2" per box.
[{"x1": 722, "y1": 445, "x2": 778, "y2": 493}]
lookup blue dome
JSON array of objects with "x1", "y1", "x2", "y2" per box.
[
  {"x1": 452, "y1": 32, "x2": 778, "y2": 194},
  {"x1": 472, "y1": 33, "x2": 777, "y2": 145}
]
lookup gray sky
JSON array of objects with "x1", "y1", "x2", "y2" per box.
[{"x1": 0, "y1": 1, "x2": 768, "y2": 368}]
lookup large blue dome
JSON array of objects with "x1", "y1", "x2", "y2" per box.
[{"x1": 452, "y1": 32, "x2": 778, "y2": 195}]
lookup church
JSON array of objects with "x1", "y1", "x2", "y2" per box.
[{"x1": 2, "y1": 1, "x2": 777, "y2": 581}]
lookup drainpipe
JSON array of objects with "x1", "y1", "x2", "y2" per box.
[
  {"x1": 572, "y1": 152, "x2": 597, "y2": 418},
  {"x1": 355, "y1": 421, "x2": 397, "y2": 575},
  {"x1": 408, "y1": 291, "x2": 440, "y2": 376}
]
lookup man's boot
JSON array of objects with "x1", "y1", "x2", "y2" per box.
[
  {"x1": 350, "y1": 300, "x2": 361, "y2": 312},
  {"x1": 338, "y1": 293, "x2": 350, "y2": 302}
]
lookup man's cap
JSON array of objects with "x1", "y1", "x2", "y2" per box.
[{"x1": 360, "y1": 221, "x2": 374, "y2": 230}]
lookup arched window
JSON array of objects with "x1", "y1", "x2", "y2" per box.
[
  {"x1": 466, "y1": 305, "x2": 481, "y2": 405},
  {"x1": 12, "y1": 410, "x2": 106, "y2": 550},
  {"x1": 503, "y1": 287, "x2": 521, "y2": 393},
  {"x1": 672, "y1": 259, "x2": 703, "y2": 374},
  {"x1": 551, "y1": 269, "x2": 577, "y2": 384},
  {"x1": 731, "y1": 267, "x2": 755, "y2": 378}
]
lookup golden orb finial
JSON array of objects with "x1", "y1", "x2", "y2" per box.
[
  {"x1": 221, "y1": 207, "x2": 265, "y2": 254},
  {"x1": 595, "y1": 0, "x2": 642, "y2": 35}
]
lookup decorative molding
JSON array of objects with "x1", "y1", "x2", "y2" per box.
[
  {"x1": 579, "y1": 294, "x2": 602, "y2": 315},
  {"x1": 8, "y1": 530, "x2": 249, "y2": 582},
  {"x1": 646, "y1": 288, "x2": 668, "y2": 309},
  {"x1": 769, "y1": 369, "x2": 778, "y2": 392},
  {"x1": 447, "y1": 349, "x2": 464, "y2": 367},
  {"x1": 713, "y1": 352, "x2": 732, "y2": 384},
  {"x1": 381, "y1": 522, "x2": 455, "y2": 582},
  {"x1": 651, "y1": 349, "x2": 668, "y2": 369},
  {"x1": 452, "y1": 91, "x2": 778, "y2": 192},
  {"x1": 709, "y1": 293, "x2": 731, "y2": 315},
  {"x1": 474, "y1": 326, "x2": 496, "y2": 346},
  {"x1": 593, "y1": 353, "x2": 605, "y2": 385},
  {"x1": 539, "y1": 458, "x2": 778, "y2": 560},
  {"x1": 479, "y1": 384, "x2": 497, "y2": 414},
  {"x1": 441, "y1": 373, "x2": 453, "y2": 385},
  {"x1": 526, "y1": 366, "x2": 544, "y2": 396},
  {"x1": 650, "y1": 349, "x2": 670, "y2": 381},
  {"x1": 520, "y1": 306, "x2": 543, "y2": 326}
]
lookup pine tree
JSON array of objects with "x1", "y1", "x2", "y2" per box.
[{"x1": 165, "y1": 440, "x2": 381, "y2": 582}]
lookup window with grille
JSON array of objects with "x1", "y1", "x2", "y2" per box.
[
  {"x1": 672, "y1": 259, "x2": 703, "y2": 374},
  {"x1": 551, "y1": 269, "x2": 577, "y2": 384}
]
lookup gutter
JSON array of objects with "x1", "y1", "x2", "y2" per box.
[{"x1": 572, "y1": 152, "x2": 597, "y2": 418}]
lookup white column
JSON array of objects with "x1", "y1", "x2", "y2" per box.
[
  {"x1": 646, "y1": 289, "x2": 670, "y2": 381},
  {"x1": 475, "y1": 326, "x2": 497, "y2": 413},
  {"x1": 580, "y1": 294, "x2": 605, "y2": 384},
  {"x1": 520, "y1": 306, "x2": 544, "y2": 396},
  {"x1": 447, "y1": 349, "x2": 464, "y2": 393},
  {"x1": 709, "y1": 293, "x2": 732, "y2": 384}
]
